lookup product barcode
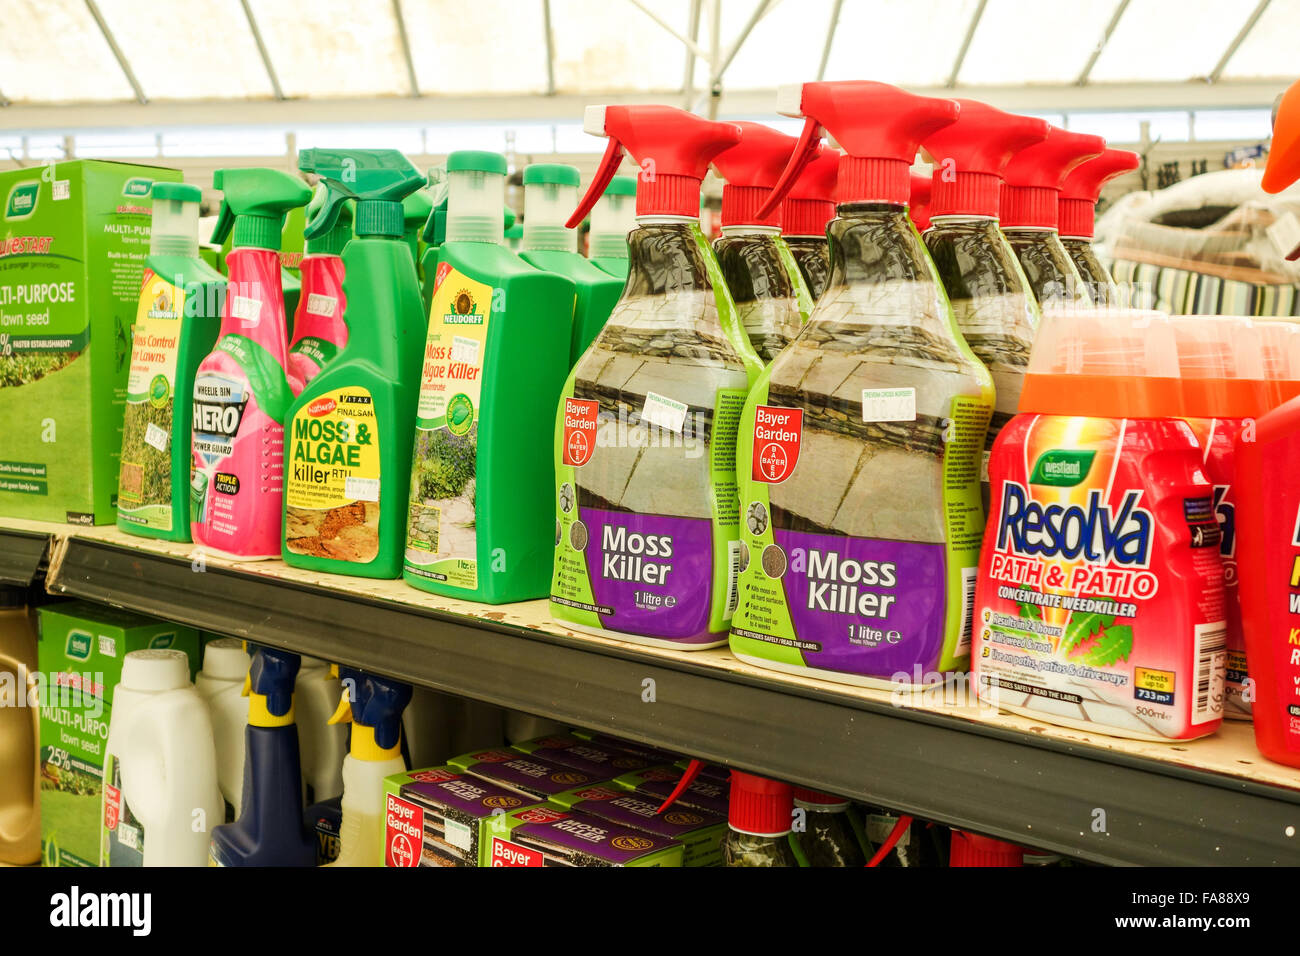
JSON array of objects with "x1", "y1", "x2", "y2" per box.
[
  {"x1": 725, "y1": 540, "x2": 743, "y2": 618},
  {"x1": 52, "y1": 180, "x2": 70, "y2": 201},
  {"x1": 1192, "y1": 621, "x2": 1227, "y2": 724},
  {"x1": 956, "y1": 567, "x2": 977, "y2": 657}
]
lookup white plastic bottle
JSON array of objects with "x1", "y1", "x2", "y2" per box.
[
  {"x1": 402, "y1": 685, "x2": 456, "y2": 769},
  {"x1": 194, "y1": 638, "x2": 250, "y2": 819},
  {"x1": 296, "y1": 655, "x2": 347, "y2": 803},
  {"x1": 101, "y1": 649, "x2": 223, "y2": 866}
]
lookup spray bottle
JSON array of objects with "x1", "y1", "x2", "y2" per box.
[
  {"x1": 288, "y1": 184, "x2": 351, "y2": 388},
  {"x1": 191, "y1": 169, "x2": 312, "y2": 558},
  {"x1": 402, "y1": 186, "x2": 433, "y2": 283},
  {"x1": 779, "y1": 149, "x2": 840, "y2": 302},
  {"x1": 282, "y1": 149, "x2": 427, "y2": 577},
  {"x1": 585, "y1": 174, "x2": 638, "y2": 279},
  {"x1": 194, "y1": 637, "x2": 250, "y2": 821},
  {"x1": 118, "y1": 183, "x2": 225, "y2": 540},
  {"x1": 517, "y1": 163, "x2": 625, "y2": 363},
  {"x1": 909, "y1": 170, "x2": 933, "y2": 234},
  {"x1": 404, "y1": 150, "x2": 574, "y2": 602},
  {"x1": 711, "y1": 122, "x2": 815, "y2": 362},
  {"x1": 728, "y1": 81, "x2": 991, "y2": 687},
  {"x1": 1058, "y1": 147, "x2": 1141, "y2": 306},
  {"x1": 1000, "y1": 126, "x2": 1104, "y2": 306},
  {"x1": 209, "y1": 645, "x2": 316, "y2": 866},
  {"x1": 326, "y1": 668, "x2": 412, "y2": 866},
  {"x1": 295, "y1": 655, "x2": 347, "y2": 802},
  {"x1": 920, "y1": 100, "x2": 1049, "y2": 509},
  {"x1": 722, "y1": 771, "x2": 802, "y2": 867},
  {"x1": 550, "y1": 106, "x2": 761, "y2": 648}
]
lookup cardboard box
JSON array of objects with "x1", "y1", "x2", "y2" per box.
[
  {"x1": 0, "y1": 160, "x2": 182, "y2": 524},
  {"x1": 549, "y1": 783, "x2": 726, "y2": 866},
  {"x1": 449, "y1": 747, "x2": 613, "y2": 800},
  {"x1": 383, "y1": 767, "x2": 532, "y2": 867},
  {"x1": 485, "y1": 804, "x2": 683, "y2": 867},
  {"x1": 511, "y1": 732, "x2": 658, "y2": 778},
  {"x1": 36, "y1": 602, "x2": 200, "y2": 866}
]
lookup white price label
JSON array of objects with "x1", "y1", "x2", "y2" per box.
[
  {"x1": 641, "y1": 391, "x2": 688, "y2": 434},
  {"x1": 451, "y1": 335, "x2": 480, "y2": 365},
  {"x1": 98, "y1": 635, "x2": 116, "y2": 657},
  {"x1": 53, "y1": 180, "x2": 70, "y2": 201},
  {"x1": 1268, "y1": 211, "x2": 1300, "y2": 261},
  {"x1": 861, "y1": 388, "x2": 916, "y2": 423},
  {"x1": 118, "y1": 823, "x2": 141, "y2": 850},
  {"x1": 444, "y1": 817, "x2": 473, "y2": 851},
  {"x1": 144, "y1": 422, "x2": 169, "y2": 453},
  {"x1": 231, "y1": 295, "x2": 262, "y2": 325},
  {"x1": 306, "y1": 293, "x2": 338, "y2": 317},
  {"x1": 345, "y1": 476, "x2": 380, "y2": 502}
]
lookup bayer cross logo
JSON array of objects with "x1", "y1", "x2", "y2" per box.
[
  {"x1": 567, "y1": 428, "x2": 590, "y2": 465},
  {"x1": 757, "y1": 441, "x2": 788, "y2": 481},
  {"x1": 389, "y1": 832, "x2": 415, "y2": 867}
]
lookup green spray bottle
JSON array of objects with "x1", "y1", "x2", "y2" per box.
[
  {"x1": 402, "y1": 187, "x2": 433, "y2": 283},
  {"x1": 117, "y1": 183, "x2": 226, "y2": 540},
  {"x1": 282, "y1": 149, "x2": 427, "y2": 578},
  {"x1": 404, "y1": 150, "x2": 575, "y2": 603},
  {"x1": 517, "y1": 163, "x2": 624, "y2": 364},
  {"x1": 585, "y1": 174, "x2": 636, "y2": 279}
]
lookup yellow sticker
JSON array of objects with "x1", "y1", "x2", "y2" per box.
[{"x1": 1135, "y1": 667, "x2": 1175, "y2": 693}]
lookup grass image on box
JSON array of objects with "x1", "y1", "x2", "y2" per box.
[
  {"x1": 0, "y1": 160, "x2": 183, "y2": 525},
  {"x1": 550, "y1": 106, "x2": 761, "y2": 649},
  {"x1": 404, "y1": 150, "x2": 574, "y2": 602},
  {"x1": 727, "y1": 82, "x2": 993, "y2": 688},
  {"x1": 117, "y1": 183, "x2": 225, "y2": 539},
  {"x1": 283, "y1": 150, "x2": 428, "y2": 577}
]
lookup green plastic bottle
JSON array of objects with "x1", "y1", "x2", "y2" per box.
[
  {"x1": 402, "y1": 187, "x2": 433, "y2": 283},
  {"x1": 585, "y1": 174, "x2": 636, "y2": 279},
  {"x1": 503, "y1": 222, "x2": 523, "y2": 251},
  {"x1": 403, "y1": 150, "x2": 575, "y2": 603},
  {"x1": 281, "y1": 149, "x2": 428, "y2": 578},
  {"x1": 117, "y1": 183, "x2": 226, "y2": 540},
  {"x1": 517, "y1": 163, "x2": 623, "y2": 364}
]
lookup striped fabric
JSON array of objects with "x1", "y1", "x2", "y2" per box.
[{"x1": 1109, "y1": 258, "x2": 1299, "y2": 316}]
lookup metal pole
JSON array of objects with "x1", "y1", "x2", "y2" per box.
[
  {"x1": 710, "y1": 0, "x2": 775, "y2": 87},
  {"x1": 391, "y1": 0, "x2": 422, "y2": 96},
  {"x1": 1077, "y1": 0, "x2": 1132, "y2": 86},
  {"x1": 682, "y1": 0, "x2": 703, "y2": 109},
  {"x1": 1209, "y1": 0, "x2": 1272, "y2": 83},
  {"x1": 542, "y1": 0, "x2": 558, "y2": 96},
  {"x1": 945, "y1": 0, "x2": 987, "y2": 88},
  {"x1": 84, "y1": 0, "x2": 147, "y2": 104},
  {"x1": 628, "y1": 0, "x2": 711, "y2": 58},
  {"x1": 817, "y1": 0, "x2": 843, "y2": 82},
  {"x1": 240, "y1": 0, "x2": 285, "y2": 100}
]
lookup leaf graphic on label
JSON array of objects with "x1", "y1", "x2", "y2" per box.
[
  {"x1": 1062, "y1": 612, "x2": 1115, "y2": 655},
  {"x1": 1017, "y1": 601, "x2": 1042, "y2": 620},
  {"x1": 1080, "y1": 625, "x2": 1134, "y2": 668}
]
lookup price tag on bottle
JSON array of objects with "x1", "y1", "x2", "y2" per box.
[{"x1": 861, "y1": 387, "x2": 916, "y2": 423}]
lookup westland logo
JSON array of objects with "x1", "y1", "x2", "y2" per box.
[
  {"x1": 996, "y1": 482, "x2": 1154, "y2": 567},
  {"x1": 123, "y1": 178, "x2": 153, "y2": 198},
  {"x1": 1029, "y1": 449, "x2": 1096, "y2": 487},
  {"x1": 5, "y1": 181, "x2": 40, "y2": 220},
  {"x1": 148, "y1": 632, "x2": 175, "y2": 649},
  {"x1": 65, "y1": 629, "x2": 93, "y2": 661}
]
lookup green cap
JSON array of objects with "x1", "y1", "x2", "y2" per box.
[
  {"x1": 298, "y1": 148, "x2": 425, "y2": 240},
  {"x1": 153, "y1": 182, "x2": 201, "y2": 203},
  {"x1": 304, "y1": 183, "x2": 353, "y2": 256},
  {"x1": 447, "y1": 150, "x2": 508, "y2": 176},
  {"x1": 523, "y1": 164, "x2": 581, "y2": 187},
  {"x1": 605, "y1": 175, "x2": 638, "y2": 197},
  {"x1": 504, "y1": 205, "x2": 517, "y2": 230},
  {"x1": 210, "y1": 168, "x2": 312, "y2": 250}
]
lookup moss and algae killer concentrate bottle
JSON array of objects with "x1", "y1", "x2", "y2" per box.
[
  {"x1": 585, "y1": 174, "x2": 637, "y2": 279},
  {"x1": 728, "y1": 81, "x2": 992, "y2": 687},
  {"x1": 1000, "y1": 126, "x2": 1104, "y2": 307},
  {"x1": 722, "y1": 772, "x2": 803, "y2": 867},
  {"x1": 118, "y1": 183, "x2": 225, "y2": 541},
  {"x1": 282, "y1": 149, "x2": 427, "y2": 577},
  {"x1": 1058, "y1": 148, "x2": 1140, "y2": 307},
  {"x1": 974, "y1": 307, "x2": 1227, "y2": 741},
  {"x1": 287, "y1": 184, "x2": 351, "y2": 389},
  {"x1": 778, "y1": 149, "x2": 839, "y2": 302},
  {"x1": 920, "y1": 100, "x2": 1048, "y2": 509},
  {"x1": 711, "y1": 122, "x2": 814, "y2": 362},
  {"x1": 192, "y1": 169, "x2": 311, "y2": 558},
  {"x1": 405, "y1": 151, "x2": 574, "y2": 603},
  {"x1": 550, "y1": 105, "x2": 760, "y2": 648},
  {"x1": 517, "y1": 163, "x2": 624, "y2": 364}
]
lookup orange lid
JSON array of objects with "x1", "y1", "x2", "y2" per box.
[
  {"x1": 1018, "y1": 306, "x2": 1183, "y2": 418},
  {"x1": 1170, "y1": 315, "x2": 1269, "y2": 419},
  {"x1": 1256, "y1": 318, "x2": 1300, "y2": 407}
]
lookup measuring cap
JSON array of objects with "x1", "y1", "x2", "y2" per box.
[{"x1": 523, "y1": 163, "x2": 581, "y2": 252}]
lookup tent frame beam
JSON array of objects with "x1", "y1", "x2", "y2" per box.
[
  {"x1": 817, "y1": 0, "x2": 844, "y2": 82},
  {"x1": 1210, "y1": 0, "x2": 1271, "y2": 83},
  {"x1": 240, "y1": 0, "x2": 284, "y2": 100},
  {"x1": 946, "y1": 0, "x2": 988, "y2": 88},
  {"x1": 84, "y1": 0, "x2": 146, "y2": 105},
  {"x1": 1077, "y1": 0, "x2": 1132, "y2": 86},
  {"x1": 391, "y1": 0, "x2": 422, "y2": 97}
]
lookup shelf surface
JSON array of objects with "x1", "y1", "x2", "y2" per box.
[{"x1": 6, "y1": 517, "x2": 1300, "y2": 866}]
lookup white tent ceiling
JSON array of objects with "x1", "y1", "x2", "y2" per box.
[{"x1": 0, "y1": 0, "x2": 1291, "y2": 125}]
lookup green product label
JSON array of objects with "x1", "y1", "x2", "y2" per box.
[
  {"x1": 5, "y1": 181, "x2": 39, "y2": 220},
  {"x1": 289, "y1": 335, "x2": 339, "y2": 369},
  {"x1": 122, "y1": 178, "x2": 153, "y2": 198},
  {"x1": 118, "y1": 271, "x2": 186, "y2": 531},
  {"x1": 939, "y1": 394, "x2": 993, "y2": 664},
  {"x1": 695, "y1": 223, "x2": 763, "y2": 389},
  {"x1": 774, "y1": 236, "x2": 815, "y2": 324},
  {"x1": 65, "y1": 629, "x2": 93, "y2": 661},
  {"x1": 404, "y1": 267, "x2": 491, "y2": 590},
  {"x1": 215, "y1": 335, "x2": 293, "y2": 423},
  {"x1": 1029, "y1": 449, "x2": 1097, "y2": 487},
  {"x1": 101, "y1": 752, "x2": 146, "y2": 867}
]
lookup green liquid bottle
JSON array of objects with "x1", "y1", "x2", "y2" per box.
[
  {"x1": 117, "y1": 182, "x2": 225, "y2": 541},
  {"x1": 1059, "y1": 148, "x2": 1140, "y2": 307},
  {"x1": 779, "y1": 150, "x2": 840, "y2": 303},
  {"x1": 722, "y1": 772, "x2": 804, "y2": 867},
  {"x1": 282, "y1": 149, "x2": 428, "y2": 578},
  {"x1": 404, "y1": 151, "x2": 575, "y2": 603},
  {"x1": 585, "y1": 174, "x2": 637, "y2": 279},
  {"x1": 518, "y1": 163, "x2": 624, "y2": 365}
]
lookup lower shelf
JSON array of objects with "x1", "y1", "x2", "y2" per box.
[{"x1": 5, "y1": 517, "x2": 1300, "y2": 865}]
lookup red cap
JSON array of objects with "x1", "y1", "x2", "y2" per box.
[
  {"x1": 792, "y1": 787, "x2": 849, "y2": 807},
  {"x1": 909, "y1": 171, "x2": 932, "y2": 233},
  {"x1": 756, "y1": 81, "x2": 960, "y2": 218},
  {"x1": 949, "y1": 831, "x2": 1025, "y2": 867},
  {"x1": 922, "y1": 100, "x2": 1049, "y2": 218},
  {"x1": 1001, "y1": 126, "x2": 1105, "y2": 229},
  {"x1": 567, "y1": 105, "x2": 741, "y2": 225},
  {"x1": 728, "y1": 770, "x2": 794, "y2": 837},
  {"x1": 1058, "y1": 147, "x2": 1140, "y2": 238},
  {"x1": 712, "y1": 122, "x2": 810, "y2": 229},
  {"x1": 780, "y1": 149, "x2": 840, "y2": 237}
]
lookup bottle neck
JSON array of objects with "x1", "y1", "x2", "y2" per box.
[
  {"x1": 587, "y1": 232, "x2": 629, "y2": 259},
  {"x1": 339, "y1": 236, "x2": 405, "y2": 369},
  {"x1": 623, "y1": 220, "x2": 714, "y2": 298},
  {"x1": 825, "y1": 203, "x2": 935, "y2": 294},
  {"x1": 221, "y1": 246, "x2": 289, "y2": 369},
  {"x1": 720, "y1": 224, "x2": 780, "y2": 238}
]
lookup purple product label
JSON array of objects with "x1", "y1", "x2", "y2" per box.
[
  {"x1": 520, "y1": 743, "x2": 656, "y2": 778},
  {"x1": 466, "y1": 755, "x2": 610, "y2": 798},
  {"x1": 517, "y1": 813, "x2": 678, "y2": 863},
  {"x1": 573, "y1": 790, "x2": 723, "y2": 839},
  {"x1": 580, "y1": 507, "x2": 720, "y2": 643},
  {"x1": 399, "y1": 775, "x2": 528, "y2": 819},
  {"x1": 631, "y1": 778, "x2": 730, "y2": 818}
]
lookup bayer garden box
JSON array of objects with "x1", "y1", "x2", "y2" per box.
[
  {"x1": 36, "y1": 602, "x2": 200, "y2": 867},
  {"x1": 0, "y1": 160, "x2": 183, "y2": 524}
]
